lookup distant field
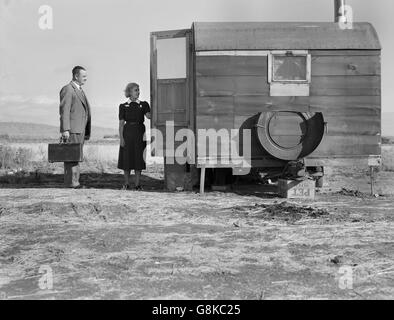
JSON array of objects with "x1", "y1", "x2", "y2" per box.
[
  {"x1": 0, "y1": 141, "x2": 163, "y2": 171},
  {"x1": 382, "y1": 136, "x2": 394, "y2": 145},
  {"x1": 0, "y1": 122, "x2": 117, "y2": 141},
  {"x1": 382, "y1": 145, "x2": 394, "y2": 171}
]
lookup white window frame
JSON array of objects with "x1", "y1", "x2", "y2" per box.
[
  {"x1": 268, "y1": 50, "x2": 311, "y2": 97},
  {"x1": 268, "y1": 50, "x2": 311, "y2": 84}
]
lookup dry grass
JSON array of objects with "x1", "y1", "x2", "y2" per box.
[
  {"x1": 382, "y1": 146, "x2": 394, "y2": 171},
  {"x1": 0, "y1": 142, "x2": 118, "y2": 174},
  {"x1": 0, "y1": 143, "x2": 34, "y2": 170},
  {"x1": 1, "y1": 143, "x2": 394, "y2": 172},
  {"x1": 0, "y1": 188, "x2": 393, "y2": 299}
]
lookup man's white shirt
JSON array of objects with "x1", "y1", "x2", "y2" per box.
[{"x1": 72, "y1": 81, "x2": 82, "y2": 90}]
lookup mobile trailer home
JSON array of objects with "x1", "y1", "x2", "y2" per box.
[{"x1": 150, "y1": 13, "x2": 381, "y2": 192}]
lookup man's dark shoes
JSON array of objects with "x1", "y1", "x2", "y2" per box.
[{"x1": 72, "y1": 184, "x2": 86, "y2": 189}]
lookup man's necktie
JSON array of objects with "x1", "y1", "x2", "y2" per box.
[{"x1": 80, "y1": 88, "x2": 87, "y2": 103}]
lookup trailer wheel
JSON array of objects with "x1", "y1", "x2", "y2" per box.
[{"x1": 255, "y1": 111, "x2": 325, "y2": 161}]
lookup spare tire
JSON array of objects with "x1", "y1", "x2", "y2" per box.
[{"x1": 255, "y1": 111, "x2": 325, "y2": 161}]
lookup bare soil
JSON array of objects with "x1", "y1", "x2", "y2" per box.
[{"x1": 0, "y1": 164, "x2": 393, "y2": 300}]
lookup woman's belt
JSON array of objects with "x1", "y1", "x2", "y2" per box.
[{"x1": 125, "y1": 121, "x2": 143, "y2": 125}]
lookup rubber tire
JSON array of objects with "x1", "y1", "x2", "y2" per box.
[{"x1": 255, "y1": 111, "x2": 325, "y2": 161}]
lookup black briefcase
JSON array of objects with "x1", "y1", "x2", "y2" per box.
[{"x1": 48, "y1": 138, "x2": 84, "y2": 163}]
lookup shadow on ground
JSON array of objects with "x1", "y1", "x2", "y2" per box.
[
  {"x1": 231, "y1": 184, "x2": 279, "y2": 198},
  {"x1": 0, "y1": 172, "x2": 165, "y2": 191},
  {"x1": 0, "y1": 172, "x2": 281, "y2": 197}
]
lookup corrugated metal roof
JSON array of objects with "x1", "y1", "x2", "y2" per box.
[{"x1": 192, "y1": 22, "x2": 381, "y2": 51}]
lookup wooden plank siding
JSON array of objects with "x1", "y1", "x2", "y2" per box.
[
  {"x1": 311, "y1": 76, "x2": 381, "y2": 96},
  {"x1": 309, "y1": 52, "x2": 381, "y2": 157},
  {"x1": 313, "y1": 135, "x2": 381, "y2": 156},
  {"x1": 198, "y1": 96, "x2": 381, "y2": 116},
  {"x1": 195, "y1": 51, "x2": 381, "y2": 163},
  {"x1": 157, "y1": 79, "x2": 187, "y2": 125},
  {"x1": 311, "y1": 55, "x2": 381, "y2": 76},
  {"x1": 153, "y1": 125, "x2": 192, "y2": 157},
  {"x1": 197, "y1": 76, "x2": 270, "y2": 97},
  {"x1": 196, "y1": 56, "x2": 268, "y2": 77}
]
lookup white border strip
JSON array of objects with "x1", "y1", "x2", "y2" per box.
[
  {"x1": 196, "y1": 50, "x2": 269, "y2": 56},
  {"x1": 270, "y1": 50, "x2": 308, "y2": 55}
]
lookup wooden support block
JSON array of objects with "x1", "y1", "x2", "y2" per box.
[
  {"x1": 165, "y1": 162, "x2": 193, "y2": 192},
  {"x1": 200, "y1": 166, "x2": 206, "y2": 194},
  {"x1": 211, "y1": 185, "x2": 232, "y2": 192},
  {"x1": 232, "y1": 167, "x2": 251, "y2": 176},
  {"x1": 278, "y1": 179, "x2": 315, "y2": 200}
]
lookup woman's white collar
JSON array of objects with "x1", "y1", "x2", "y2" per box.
[{"x1": 127, "y1": 98, "x2": 140, "y2": 104}]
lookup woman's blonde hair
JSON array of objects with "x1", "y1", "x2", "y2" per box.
[{"x1": 124, "y1": 82, "x2": 139, "y2": 98}]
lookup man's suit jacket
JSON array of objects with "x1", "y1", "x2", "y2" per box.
[{"x1": 59, "y1": 82, "x2": 91, "y2": 139}]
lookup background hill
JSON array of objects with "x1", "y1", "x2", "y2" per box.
[{"x1": 0, "y1": 122, "x2": 117, "y2": 141}]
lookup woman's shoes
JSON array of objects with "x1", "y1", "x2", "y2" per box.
[
  {"x1": 121, "y1": 184, "x2": 130, "y2": 190},
  {"x1": 121, "y1": 184, "x2": 142, "y2": 191}
]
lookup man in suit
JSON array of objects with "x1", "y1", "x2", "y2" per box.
[{"x1": 59, "y1": 66, "x2": 91, "y2": 188}]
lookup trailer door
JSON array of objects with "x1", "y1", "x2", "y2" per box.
[{"x1": 150, "y1": 29, "x2": 192, "y2": 159}]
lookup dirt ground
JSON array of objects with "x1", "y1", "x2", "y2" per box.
[{"x1": 0, "y1": 164, "x2": 393, "y2": 300}]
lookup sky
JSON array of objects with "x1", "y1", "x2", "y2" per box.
[{"x1": 0, "y1": 0, "x2": 393, "y2": 130}]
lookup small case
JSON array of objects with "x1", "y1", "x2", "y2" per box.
[{"x1": 48, "y1": 137, "x2": 83, "y2": 163}]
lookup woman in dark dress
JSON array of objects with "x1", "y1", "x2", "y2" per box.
[{"x1": 118, "y1": 83, "x2": 151, "y2": 190}]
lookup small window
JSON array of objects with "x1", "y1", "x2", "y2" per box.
[
  {"x1": 268, "y1": 50, "x2": 311, "y2": 96},
  {"x1": 268, "y1": 51, "x2": 311, "y2": 83},
  {"x1": 273, "y1": 56, "x2": 307, "y2": 81},
  {"x1": 156, "y1": 37, "x2": 187, "y2": 79}
]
